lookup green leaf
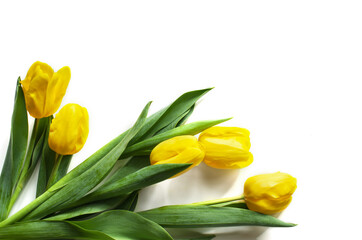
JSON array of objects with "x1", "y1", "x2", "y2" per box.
[
  {"x1": 7, "y1": 116, "x2": 53, "y2": 215},
  {"x1": 36, "y1": 126, "x2": 56, "y2": 197},
  {"x1": 45, "y1": 197, "x2": 128, "y2": 221},
  {"x1": 45, "y1": 163, "x2": 189, "y2": 221},
  {"x1": 116, "y1": 191, "x2": 139, "y2": 211},
  {"x1": 130, "y1": 88, "x2": 212, "y2": 144},
  {"x1": 139, "y1": 205, "x2": 296, "y2": 228},
  {"x1": 0, "y1": 142, "x2": 13, "y2": 221},
  {"x1": 0, "y1": 78, "x2": 28, "y2": 220},
  {"x1": 22, "y1": 102, "x2": 152, "y2": 221},
  {"x1": 68, "y1": 163, "x2": 191, "y2": 208},
  {"x1": 155, "y1": 104, "x2": 195, "y2": 135},
  {"x1": 105, "y1": 156, "x2": 150, "y2": 186},
  {"x1": 9, "y1": 79, "x2": 29, "y2": 191},
  {"x1": 46, "y1": 191, "x2": 140, "y2": 221},
  {"x1": 0, "y1": 221, "x2": 113, "y2": 240},
  {"x1": 0, "y1": 211, "x2": 174, "y2": 240},
  {"x1": 123, "y1": 118, "x2": 231, "y2": 157},
  {"x1": 54, "y1": 154, "x2": 72, "y2": 183},
  {"x1": 71, "y1": 210, "x2": 173, "y2": 240},
  {"x1": 176, "y1": 104, "x2": 195, "y2": 127}
]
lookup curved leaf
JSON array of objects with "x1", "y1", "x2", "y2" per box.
[
  {"x1": 72, "y1": 210, "x2": 173, "y2": 240},
  {"x1": 139, "y1": 205, "x2": 296, "y2": 228},
  {"x1": 67, "y1": 163, "x2": 191, "y2": 208},
  {"x1": 130, "y1": 88, "x2": 212, "y2": 144},
  {"x1": 0, "y1": 78, "x2": 28, "y2": 220}
]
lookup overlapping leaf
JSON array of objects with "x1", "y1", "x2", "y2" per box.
[
  {"x1": 46, "y1": 163, "x2": 191, "y2": 220},
  {"x1": 139, "y1": 205, "x2": 296, "y2": 228},
  {"x1": 0, "y1": 211, "x2": 173, "y2": 240}
]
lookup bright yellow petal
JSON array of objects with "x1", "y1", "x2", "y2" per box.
[
  {"x1": 21, "y1": 61, "x2": 54, "y2": 91},
  {"x1": 44, "y1": 66, "x2": 71, "y2": 117},
  {"x1": 24, "y1": 69, "x2": 53, "y2": 118},
  {"x1": 150, "y1": 135, "x2": 205, "y2": 177},
  {"x1": 150, "y1": 135, "x2": 201, "y2": 164},
  {"x1": 48, "y1": 103, "x2": 89, "y2": 155},
  {"x1": 244, "y1": 172, "x2": 297, "y2": 214},
  {"x1": 199, "y1": 126, "x2": 252, "y2": 169}
]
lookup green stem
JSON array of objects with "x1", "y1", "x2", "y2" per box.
[
  {"x1": 6, "y1": 119, "x2": 39, "y2": 216},
  {"x1": 188, "y1": 194, "x2": 244, "y2": 206},
  {"x1": 210, "y1": 199, "x2": 246, "y2": 208},
  {"x1": 46, "y1": 154, "x2": 63, "y2": 189}
]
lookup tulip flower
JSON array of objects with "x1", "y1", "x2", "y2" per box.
[
  {"x1": 244, "y1": 172, "x2": 297, "y2": 215},
  {"x1": 150, "y1": 135, "x2": 205, "y2": 177},
  {"x1": 21, "y1": 61, "x2": 71, "y2": 118},
  {"x1": 48, "y1": 103, "x2": 89, "y2": 155},
  {"x1": 198, "y1": 126, "x2": 253, "y2": 169}
]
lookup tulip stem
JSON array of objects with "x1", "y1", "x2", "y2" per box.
[
  {"x1": 46, "y1": 154, "x2": 63, "y2": 190},
  {"x1": 6, "y1": 119, "x2": 40, "y2": 216},
  {"x1": 189, "y1": 194, "x2": 244, "y2": 206}
]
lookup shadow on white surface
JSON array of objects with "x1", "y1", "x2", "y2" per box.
[
  {"x1": 165, "y1": 162, "x2": 241, "y2": 204},
  {"x1": 167, "y1": 226, "x2": 268, "y2": 240}
]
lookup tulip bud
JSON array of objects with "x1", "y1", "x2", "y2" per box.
[
  {"x1": 150, "y1": 135, "x2": 205, "y2": 177},
  {"x1": 244, "y1": 172, "x2": 297, "y2": 215},
  {"x1": 48, "y1": 103, "x2": 89, "y2": 155},
  {"x1": 198, "y1": 126, "x2": 253, "y2": 169},
  {"x1": 21, "y1": 61, "x2": 71, "y2": 118}
]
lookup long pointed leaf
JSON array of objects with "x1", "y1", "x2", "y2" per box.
[
  {"x1": 139, "y1": 205, "x2": 296, "y2": 228},
  {"x1": 116, "y1": 191, "x2": 139, "y2": 211},
  {"x1": 130, "y1": 88, "x2": 212, "y2": 144},
  {"x1": 0, "y1": 141, "x2": 13, "y2": 220},
  {"x1": 155, "y1": 104, "x2": 195, "y2": 135},
  {"x1": 68, "y1": 163, "x2": 191, "y2": 208},
  {"x1": 36, "y1": 117, "x2": 57, "y2": 197},
  {"x1": 0, "y1": 78, "x2": 28, "y2": 220},
  {"x1": 6, "y1": 117, "x2": 50, "y2": 214},
  {"x1": 71, "y1": 210, "x2": 173, "y2": 240},
  {"x1": 105, "y1": 156, "x2": 150, "y2": 186},
  {"x1": 2, "y1": 211, "x2": 174, "y2": 240},
  {"x1": 46, "y1": 191, "x2": 140, "y2": 221},
  {"x1": 45, "y1": 197, "x2": 128, "y2": 221},
  {"x1": 0, "y1": 221, "x2": 113, "y2": 240}
]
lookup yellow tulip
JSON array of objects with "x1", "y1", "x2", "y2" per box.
[
  {"x1": 48, "y1": 103, "x2": 89, "y2": 155},
  {"x1": 198, "y1": 126, "x2": 253, "y2": 169},
  {"x1": 21, "y1": 61, "x2": 71, "y2": 118},
  {"x1": 244, "y1": 172, "x2": 297, "y2": 215},
  {"x1": 150, "y1": 135, "x2": 205, "y2": 177}
]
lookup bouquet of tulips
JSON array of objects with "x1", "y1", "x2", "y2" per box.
[{"x1": 0, "y1": 62, "x2": 297, "y2": 239}]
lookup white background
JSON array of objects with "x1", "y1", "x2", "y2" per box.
[{"x1": 1, "y1": 1, "x2": 362, "y2": 239}]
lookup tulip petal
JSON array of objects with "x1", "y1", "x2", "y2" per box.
[
  {"x1": 48, "y1": 104, "x2": 89, "y2": 155},
  {"x1": 199, "y1": 126, "x2": 253, "y2": 169},
  {"x1": 25, "y1": 69, "x2": 51, "y2": 118},
  {"x1": 21, "y1": 61, "x2": 54, "y2": 91},
  {"x1": 150, "y1": 135, "x2": 205, "y2": 176},
  {"x1": 44, "y1": 66, "x2": 71, "y2": 117},
  {"x1": 244, "y1": 172, "x2": 297, "y2": 214}
]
